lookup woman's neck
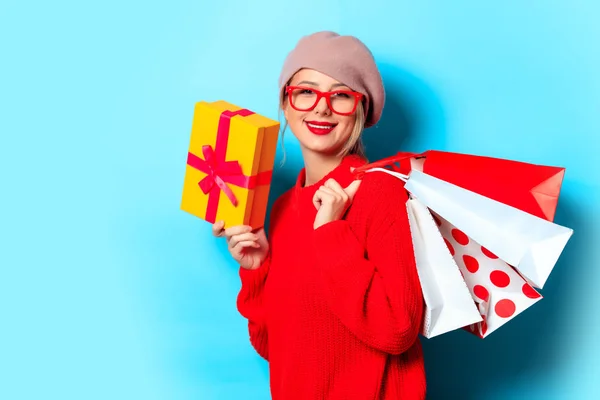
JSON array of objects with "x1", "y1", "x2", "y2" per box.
[{"x1": 301, "y1": 150, "x2": 344, "y2": 187}]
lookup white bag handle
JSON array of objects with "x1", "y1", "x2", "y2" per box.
[{"x1": 361, "y1": 167, "x2": 409, "y2": 183}]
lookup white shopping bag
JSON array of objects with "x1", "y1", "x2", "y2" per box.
[
  {"x1": 404, "y1": 170, "x2": 573, "y2": 289},
  {"x1": 406, "y1": 196, "x2": 483, "y2": 338}
]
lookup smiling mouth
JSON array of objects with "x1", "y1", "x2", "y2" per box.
[{"x1": 305, "y1": 121, "x2": 337, "y2": 135}]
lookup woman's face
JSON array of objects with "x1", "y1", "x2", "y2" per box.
[{"x1": 283, "y1": 68, "x2": 358, "y2": 156}]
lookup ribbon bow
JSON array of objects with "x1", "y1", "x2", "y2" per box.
[{"x1": 188, "y1": 145, "x2": 242, "y2": 206}]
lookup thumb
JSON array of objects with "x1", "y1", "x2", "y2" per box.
[{"x1": 344, "y1": 179, "x2": 362, "y2": 200}]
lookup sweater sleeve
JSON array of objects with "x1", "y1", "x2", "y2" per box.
[
  {"x1": 235, "y1": 198, "x2": 283, "y2": 361},
  {"x1": 236, "y1": 257, "x2": 270, "y2": 360},
  {"x1": 311, "y1": 183, "x2": 424, "y2": 355}
]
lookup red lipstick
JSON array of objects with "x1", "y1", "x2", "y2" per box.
[{"x1": 305, "y1": 120, "x2": 337, "y2": 135}]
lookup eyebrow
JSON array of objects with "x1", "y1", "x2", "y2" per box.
[
  {"x1": 331, "y1": 83, "x2": 349, "y2": 89},
  {"x1": 295, "y1": 80, "x2": 351, "y2": 90},
  {"x1": 296, "y1": 80, "x2": 318, "y2": 86}
]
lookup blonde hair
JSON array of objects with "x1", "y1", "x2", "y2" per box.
[{"x1": 278, "y1": 87, "x2": 366, "y2": 165}]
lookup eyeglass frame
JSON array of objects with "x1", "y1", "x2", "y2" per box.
[{"x1": 284, "y1": 85, "x2": 364, "y2": 116}]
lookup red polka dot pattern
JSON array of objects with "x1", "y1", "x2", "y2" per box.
[
  {"x1": 481, "y1": 246, "x2": 498, "y2": 259},
  {"x1": 495, "y1": 299, "x2": 516, "y2": 318},
  {"x1": 444, "y1": 238, "x2": 455, "y2": 256},
  {"x1": 490, "y1": 270, "x2": 510, "y2": 288},
  {"x1": 451, "y1": 229, "x2": 469, "y2": 246},
  {"x1": 463, "y1": 255, "x2": 479, "y2": 273},
  {"x1": 522, "y1": 283, "x2": 541, "y2": 299},
  {"x1": 437, "y1": 218, "x2": 542, "y2": 338},
  {"x1": 473, "y1": 285, "x2": 489, "y2": 301}
]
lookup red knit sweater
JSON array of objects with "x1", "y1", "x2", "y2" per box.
[{"x1": 237, "y1": 154, "x2": 426, "y2": 400}]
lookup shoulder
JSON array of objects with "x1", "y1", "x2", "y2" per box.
[
  {"x1": 271, "y1": 189, "x2": 290, "y2": 209},
  {"x1": 269, "y1": 186, "x2": 294, "y2": 219},
  {"x1": 356, "y1": 169, "x2": 409, "y2": 206},
  {"x1": 350, "y1": 169, "x2": 410, "y2": 231}
]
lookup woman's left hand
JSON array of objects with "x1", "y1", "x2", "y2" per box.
[{"x1": 313, "y1": 177, "x2": 362, "y2": 230}]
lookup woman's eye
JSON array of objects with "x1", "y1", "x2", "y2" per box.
[
  {"x1": 300, "y1": 89, "x2": 314, "y2": 95},
  {"x1": 333, "y1": 92, "x2": 351, "y2": 99}
]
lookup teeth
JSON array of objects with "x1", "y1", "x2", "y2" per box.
[{"x1": 307, "y1": 123, "x2": 334, "y2": 129}]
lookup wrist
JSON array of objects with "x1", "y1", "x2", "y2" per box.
[
  {"x1": 314, "y1": 220, "x2": 330, "y2": 230},
  {"x1": 246, "y1": 249, "x2": 270, "y2": 270},
  {"x1": 314, "y1": 216, "x2": 339, "y2": 230},
  {"x1": 240, "y1": 254, "x2": 269, "y2": 272}
]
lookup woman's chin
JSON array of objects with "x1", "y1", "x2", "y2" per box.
[
  {"x1": 295, "y1": 131, "x2": 348, "y2": 155},
  {"x1": 302, "y1": 142, "x2": 343, "y2": 156}
]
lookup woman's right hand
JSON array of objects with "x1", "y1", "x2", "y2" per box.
[{"x1": 212, "y1": 221, "x2": 269, "y2": 270}]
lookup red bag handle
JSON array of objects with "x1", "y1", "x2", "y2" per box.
[{"x1": 353, "y1": 151, "x2": 426, "y2": 179}]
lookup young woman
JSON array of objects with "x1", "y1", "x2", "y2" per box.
[{"x1": 213, "y1": 31, "x2": 426, "y2": 400}]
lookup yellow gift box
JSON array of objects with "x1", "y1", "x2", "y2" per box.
[{"x1": 180, "y1": 100, "x2": 279, "y2": 229}]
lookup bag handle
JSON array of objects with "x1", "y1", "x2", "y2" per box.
[
  {"x1": 358, "y1": 167, "x2": 410, "y2": 182},
  {"x1": 353, "y1": 151, "x2": 426, "y2": 179}
]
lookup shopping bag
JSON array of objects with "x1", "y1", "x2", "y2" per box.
[
  {"x1": 406, "y1": 193, "x2": 483, "y2": 338},
  {"x1": 404, "y1": 170, "x2": 573, "y2": 289},
  {"x1": 358, "y1": 151, "x2": 573, "y2": 338},
  {"x1": 421, "y1": 150, "x2": 566, "y2": 222},
  {"x1": 355, "y1": 150, "x2": 566, "y2": 222},
  {"x1": 431, "y1": 208, "x2": 544, "y2": 338}
]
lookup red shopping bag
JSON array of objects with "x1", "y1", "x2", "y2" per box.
[
  {"x1": 354, "y1": 150, "x2": 566, "y2": 221},
  {"x1": 422, "y1": 151, "x2": 565, "y2": 221}
]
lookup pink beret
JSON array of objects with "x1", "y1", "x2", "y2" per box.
[{"x1": 278, "y1": 31, "x2": 385, "y2": 128}]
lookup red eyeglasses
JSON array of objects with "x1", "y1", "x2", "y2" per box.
[{"x1": 285, "y1": 86, "x2": 364, "y2": 116}]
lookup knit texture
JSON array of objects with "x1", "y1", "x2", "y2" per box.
[{"x1": 237, "y1": 154, "x2": 426, "y2": 400}]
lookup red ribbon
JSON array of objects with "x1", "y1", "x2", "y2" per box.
[
  {"x1": 187, "y1": 146, "x2": 243, "y2": 206},
  {"x1": 186, "y1": 109, "x2": 273, "y2": 223}
]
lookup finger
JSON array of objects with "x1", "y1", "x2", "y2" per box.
[
  {"x1": 224, "y1": 225, "x2": 253, "y2": 239},
  {"x1": 344, "y1": 180, "x2": 362, "y2": 200},
  {"x1": 228, "y1": 232, "x2": 259, "y2": 249},
  {"x1": 313, "y1": 190, "x2": 321, "y2": 210},
  {"x1": 312, "y1": 188, "x2": 330, "y2": 210},
  {"x1": 232, "y1": 240, "x2": 261, "y2": 256},
  {"x1": 324, "y1": 179, "x2": 344, "y2": 193},
  {"x1": 324, "y1": 179, "x2": 348, "y2": 200},
  {"x1": 313, "y1": 187, "x2": 337, "y2": 209},
  {"x1": 318, "y1": 186, "x2": 341, "y2": 200},
  {"x1": 315, "y1": 187, "x2": 339, "y2": 206},
  {"x1": 212, "y1": 220, "x2": 225, "y2": 237}
]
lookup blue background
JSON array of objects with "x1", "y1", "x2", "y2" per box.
[{"x1": 1, "y1": 1, "x2": 598, "y2": 399}]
